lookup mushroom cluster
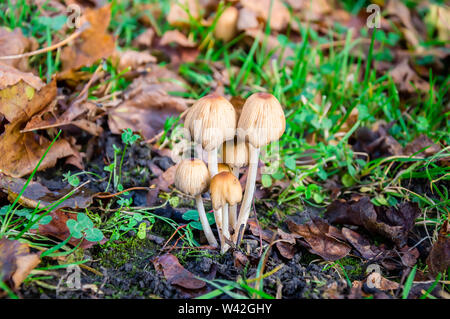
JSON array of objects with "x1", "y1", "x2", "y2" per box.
[{"x1": 176, "y1": 92, "x2": 285, "y2": 253}]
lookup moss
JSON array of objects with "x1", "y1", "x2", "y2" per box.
[{"x1": 337, "y1": 256, "x2": 365, "y2": 280}]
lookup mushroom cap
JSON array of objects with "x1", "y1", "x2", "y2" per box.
[
  {"x1": 237, "y1": 92, "x2": 286, "y2": 148},
  {"x1": 222, "y1": 138, "x2": 249, "y2": 168},
  {"x1": 175, "y1": 159, "x2": 210, "y2": 196},
  {"x1": 218, "y1": 163, "x2": 232, "y2": 173},
  {"x1": 184, "y1": 94, "x2": 237, "y2": 151},
  {"x1": 210, "y1": 171, "x2": 243, "y2": 210},
  {"x1": 214, "y1": 6, "x2": 239, "y2": 42}
]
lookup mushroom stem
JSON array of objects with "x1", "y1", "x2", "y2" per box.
[
  {"x1": 221, "y1": 203, "x2": 230, "y2": 253},
  {"x1": 195, "y1": 194, "x2": 218, "y2": 247},
  {"x1": 207, "y1": 148, "x2": 218, "y2": 177},
  {"x1": 214, "y1": 207, "x2": 224, "y2": 248},
  {"x1": 233, "y1": 145, "x2": 260, "y2": 244},
  {"x1": 229, "y1": 166, "x2": 239, "y2": 230}
]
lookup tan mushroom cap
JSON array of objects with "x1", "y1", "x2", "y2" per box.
[
  {"x1": 237, "y1": 92, "x2": 286, "y2": 148},
  {"x1": 175, "y1": 159, "x2": 210, "y2": 196},
  {"x1": 214, "y1": 6, "x2": 239, "y2": 42},
  {"x1": 210, "y1": 171, "x2": 243, "y2": 210},
  {"x1": 184, "y1": 94, "x2": 237, "y2": 151},
  {"x1": 222, "y1": 138, "x2": 249, "y2": 168},
  {"x1": 218, "y1": 163, "x2": 232, "y2": 173}
]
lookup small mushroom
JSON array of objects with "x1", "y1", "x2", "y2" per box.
[
  {"x1": 222, "y1": 137, "x2": 249, "y2": 229},
  {"x1": 214, "y1": 6, "x2": 239, "y2": 42},
  {"x1": 175, "y1": 159, "x2": 218, "y2": 247},
  {"x1": 233, "y1": 92, "x2": 285, "y2": 244},
  {"x1": 218, "y1": 163, "x2": 232, "y2": 173},
  {"x1": 184, "y1": 93, "x2": 236, "y2": 177},
  {"x1": 210, "y1": 171, "x2": 243, "y2": 253}
]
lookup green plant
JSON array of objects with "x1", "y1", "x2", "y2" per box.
[{"x1": 66, "y1": 212, "x2": 104, "y2": 242}]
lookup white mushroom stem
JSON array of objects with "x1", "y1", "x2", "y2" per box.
[
  {"x1": 195, "y1": 194, "x2": 218, "y2": 247},
  {"x1": 229, "y1": 166, "x2": 240, "y2": 230},
  {"x1": 214, "y1": 207, "x2": 224, "y2": 248},
  {"x1": 207, "y1": 148, "x2": 218, "y2": 177},
  {"x1": 221, "y1": 203, "x2": 230, "y2": 253},
  {"x1": 233, "y1": 145, "x2": 260, "y2": 244}
]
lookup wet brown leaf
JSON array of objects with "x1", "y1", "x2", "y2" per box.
[
  {"x1": 426, "y1": 220, "x2": 450, "y2": 276},
  {"x1": 0, "y1": 238, "x2": 40, "y2": 290},
  {"x1": 342, "y1": 227, "x2": 382, "y2": 260},
  {"x1": 59, "y1": 4, "x2": 115, "y2": 78},
  {"x1": 0, "y1": 173, "x2": 95, "y2": 210},
  {"x1": 152, "y1": 253, "x2": 206, "y2": 290},
  {"x1": 287, "y1": 217, "x2": 351, "y2": 261}
]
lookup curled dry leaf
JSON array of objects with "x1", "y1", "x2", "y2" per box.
[
  {"x1": 0, "y1": 28, "x2": 37, "y2": 72},
  {"x1": 108, "y1": 66, "x2": 189, "y2": 140},
  {"x1": 160, "y1": 30, "x2": 196, "y2": 48},
  {"x1": 114, "y1": 50, "x2": 157, "y2": 72},
  {"x1": 240, "y1": 0, "x2": 290, "y2": 31},
  {"x1": 342, "y1": 227, "x2": 382, "y2": 260},
  {"x1": 147, "y1": 164, "x2": 177, "y2": 206},
  {"x1": 0, "y1": 63, "x2": 44, "y2": 91},
  {"x1": 133, "y1": 28, "x2": 155, "y2": 48},
  {"x1": 389, "y1": 59, "x2": 430, "y2": 93},
  {"x1": 287, "y1": 217, "x2": 351, "y2": 261},
  {"x1": 237, "y1": 7, "x2": 260, "y2": 31},
  {"x1": 366, "y1": 272, "x2": 400, "y2": 291},
  {"x1": 426, "y1": 220, "x2": 450, "y2": 276},
  {"x1": 152, "y1": 253, "x2": 206, "y2": 290},
  {"x1": 0, "y1": 238, "x2": 40, "y2": 290},
  {"x1": 403, "y1": 134, "x2": 441, "y2": 157},
  {"x1": 325, "y1": 197, "x2": 421, "y2": 248},
  {"x1": 59, "y1": 4, "x2": 115, "y2": 78},
  {"x1": 167, "y1": 0, "x2": 200, "y2": 27},
  {"x1": 0, "y1": 173, "x2": 95, "y2": 210}
]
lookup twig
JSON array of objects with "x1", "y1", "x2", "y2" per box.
[
  {"x1": 94, "y1": 187, "x2": 150, "y2": 199},
  {"x1": 0, "y1": 23, "x2": 90, "y2": 60},
  {"x1": 161, "y1": 224, "x2": 187, "y2": 251}
]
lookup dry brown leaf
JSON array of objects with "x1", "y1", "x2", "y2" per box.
[
  {"x1": 427, "y1": 220, "x2": 450, "y2": 276},
  {"x1": 366, "y1": 272, "x2": 400, "y2": 291},
  {"x1": 152, "y1": 253, "x2": 206, "y2": 290},
  {"x1": 114, "y1": 49, "x2": 157, "y2": 72},
  {"x1": 167, "y1": 0, "x2": 200, "y2": 27},
  {"x1": 160, "y1": 30, "x2": 196, "y2": 48},
  {"x1": 390, "y1": 59, "x2": 430, "y2": 93},
  {"x1": 0, "y1": 28, "x2": 37, "y2": 72},
  {"x1": 237, "y1": 7, "x2": 260, "y2": 31},
  {"x1": 0, "y1": 173, "x2": 95, "y2": 209},
  {"x1": 0, "y1": 238, "x2": 40, "y2": 290},
  {"x1": 133, "y1": 28, "x2": 155, "y2": 48},
  {"x1": 240, "y1": 0, "x2": 290, "y2": 31},
  {"x1": 108, "y1": 67, "x2": 189, "y2": 140},
  {"x1": 403, "y1": 134, "x2": 441, "y2": 157},
  {"x1": 425, "y1": 5, "x2": 450, "y2": 42},
  {"x1": 287, "y1": 217, "x2": 351, "y2": 261},
  {"x1": 60, "y1": 4, "x2": 115, "y2": 77},
  {"x1": 342, "y1": 227, "x2": 382, "y2": 260},
  {"x1": 0, "y1": 63, "x2": 44, "y2": 91}
]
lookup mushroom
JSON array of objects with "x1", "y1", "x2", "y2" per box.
[
  {"x1": 175, "y1": 159, "x2": 218, "y2": 247},
  {"x1": 233, "y1": 93, "x2": 285, "y2": 244},
  {"x1": 210, "y1": 171, "x2": 243, "y2": 253},
  {"x1": 218, "y1": 163, "x2": 232, "y2": 173},
  {"x1": 222, "y1": 137, "x2": 249, "y2": 229},
  {"x1": 184, "y1": 93, "x2": 236, "y2": 177},
  {"x1": 214, "y1": 6, "x2": 239, "y2": 42}
]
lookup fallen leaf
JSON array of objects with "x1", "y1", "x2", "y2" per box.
[
  {"x1": 403, "y1": 134, "x2": 441, "y2": 157},
  {"x1": 237, "y1": 7, "x2": 260, "y2": 31},
  {"x1": 0, "y1": 63, "x2": 44, "y2": 91},
  {"x1": 114, "y1": 49, "x2": 157, "y2": 72},
  {"x1": 0, "y1": 28, "x2": 37, "y2": 72},
  {"x1": 342, "y1": 227, "x2": 382, "y2": 260},
  {"x1": 0, "y1": 173, "x2": 95, "y2": 210},
  {"x1": 0, "y1": 238, "x2": 40, "y2": 290},
  {"x1": 426, "y1": 219, "x2": 450, "y2": 276},
  {"x1": 59, "y1": 4, "x2": 115, "y2": 78},
  {"x1": 160, "y1": 30, "x2": 196, "y2": 48},
  {"x1": 287, "y1": 217, "x2": 351, "y2": 261},
  {"x1": 240, "y1": 0, "x2": 290, "y2": 31},
  {"x1": 152, "y1": 253, "x2": 205, "y2": 290},
  {"x1": 167, "y1": 0, "x2": 200, "y2": 27},
  {"x1": 389, "y1": 59, "x2": 430, "y2": 93},
  {"x1": 133, "y1": 28, "x2": 155, "y2": 48},
  {"x1": 108, "y1": 67, "x2": 189, "y2": 140},
  {"x1": 366, "y1": 272, "x2": 400, "y2": 291},
  {"x1": 32, "y1": 210, "x2": 105, "y2": 249}
]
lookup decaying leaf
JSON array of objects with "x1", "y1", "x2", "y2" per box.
[
  {"x1": 32, "y1": 210, "x2": 103, "y2": 249},
  {"x1": 389, "y1": 59, "x2": 430, "y2": 93},
  {"x1": 167, "y1": 0, "x2": 200, "y2": 27},
  {"x1": 287, "y1": 217, "x2": 351, "y2": 261},
  {"x1": 366, "y1": 272, "x2": 400, "y2": 291},
  {"x1": 0, "y1": 63, "x2": 44, "y2": 91},
  {"x1": 59, "y1": 4, "x2": 115, "y2": 78},
  {"x1": 0, "y1": 28, "x2": 37, "y2": 72},
  {"x1": 240, "y1": 0, "x2": 290, "y2": 31},
  {"x1": 325, "y1": 197, "x2": 421, "y2": 248},
  {"x1": 160, "y1": 30, "x2": 196, "y2": 48},
  {"x1": 426, "y1": 220, "x2": 450, "y2": 276},
  {"x1": 403, "y1": 134, "x2": 441, "y2": 157},
  {"x1": 108, "y1": 66, "x2": 189, "y2": 140},
  {"x1": 0, "y1": 173, "x2": 95, "y2": 210},
  {"x1": 342, "y1": 227, "x2": 382, "y2": 260},
  {"x1": 147, "y1": 164, "x2": 177, "y2": 205},
  {"x1": 113, "y1": 49, "x2": 157, "y2": 72},
  {"x1": 0, "y1": 238, "x2": 40, "y2": 290},
  {"x1": 152, "y1": 253, "x2": 206, "y2": 290}
]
